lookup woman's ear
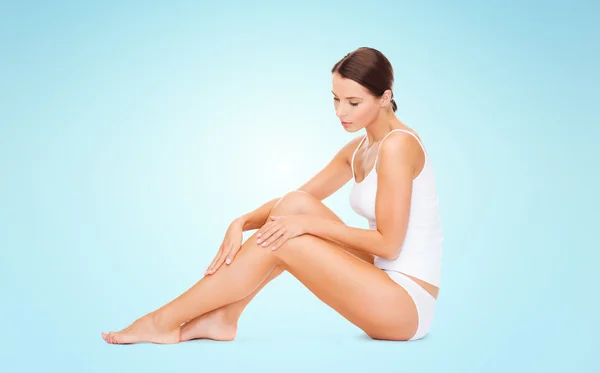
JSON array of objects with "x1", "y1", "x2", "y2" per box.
[{"x1": 380, "y1": 89, "x2": 393, "y2": 108}]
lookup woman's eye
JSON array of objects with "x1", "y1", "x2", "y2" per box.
[{"x1": 332, "y1": 98, "x2": 358, "y2": 107}]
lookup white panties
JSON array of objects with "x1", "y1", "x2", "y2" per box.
[{"x1": 384, "y1": 270, "x2": 437, "y2": 340}]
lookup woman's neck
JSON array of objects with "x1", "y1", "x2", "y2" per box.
[{"x1": 364, "y1": 110, "x2": 406, "y2": 145}]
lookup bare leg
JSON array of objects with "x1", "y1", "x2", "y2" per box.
[
  {"x1": 178, "y1": 265, "x2": 284, "y2": 341},
  {"x1": 101, "y1": 229, "x2": 284, "y2": 344},
  {"x1": 180, "y1": 191, "x2": 372, "y2": 341},
  {"x1": 101, "y1": 192, "x2": 410, "y2": 345}
]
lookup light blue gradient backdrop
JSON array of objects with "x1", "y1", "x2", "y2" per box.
[{"x1": 1, "y1": 1, "x2": 598, "y2": 372}]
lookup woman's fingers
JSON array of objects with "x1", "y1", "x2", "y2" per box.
[
  {"x1": 257, "y1": 222, "x2": 282, "y2": 245},
  {"x1": 269, "y1": 232, "x2": 290, "y2": 251},
  {"x1": 225, "y1": 242, "x2": 241, "y2": 265},
  {"x1": 205, "y1": 244, "x2": 224, "y2": 275},
  {"x1": 256, "y1": 221, "x2": 274, "y2": 239},
  {"x1": 209, "y1": 244, "x2": 230, "y2": 274},
  {"x1": 207, "y1": 241, "x2": 230, "y2": 275},
  {"x1": 260, "y1": 228, "x2": 286, "y2": 248}
]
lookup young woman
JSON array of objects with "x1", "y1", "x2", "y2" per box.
[{"x1": 102, "y1": 47, "x2": 443, "y2": 344}]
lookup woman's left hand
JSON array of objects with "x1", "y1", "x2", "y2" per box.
[{"x1": 256, "y1": 215, "x2": 314, "y2": 250}]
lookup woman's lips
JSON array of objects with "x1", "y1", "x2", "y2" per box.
[{"x1": 341, "y1": 121, "x2": 352, "y2": 127}]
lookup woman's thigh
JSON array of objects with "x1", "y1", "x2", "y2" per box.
[{"x1": 273, "y1": 234, "x2": 418, "y2": 341}]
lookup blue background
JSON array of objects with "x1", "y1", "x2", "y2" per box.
[{"x1": 1, "y1": 0, "x2": 598, "y2": 372}]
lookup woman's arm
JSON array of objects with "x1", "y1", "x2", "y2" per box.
[
  {"x1": 308, "y1": 132, "x2": 418, "y2": 260},
  {"x1": 235, "y1": 198, "x2": 280, "y2": 231},
  {"x1": 308, "y1": 219, "x2": 392, "y2": 258},
  {"x1": 297, "y1": 136, "x2": 363, "y2": 201},
  {"x1": 236, "y1": 136, "x2": 363, "y2": 231}
]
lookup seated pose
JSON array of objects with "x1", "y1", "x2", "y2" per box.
[{"x1": 102, "y1": 46, "x2": 443, "y2": 344}]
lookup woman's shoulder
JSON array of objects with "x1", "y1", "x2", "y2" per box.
[
  {"x1": 386, "y1": 127, "x2": 423, "y2": 143},
  {"x1": 377, "y1": 128, "x2": 426, "y2": 170},
  {"x1": 380, "y1": 128, "x2": 422, "y2": 152}
]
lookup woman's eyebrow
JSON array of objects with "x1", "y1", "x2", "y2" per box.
[{"x1": 331, "y1": 90, "x2": 363, "y2": 100}]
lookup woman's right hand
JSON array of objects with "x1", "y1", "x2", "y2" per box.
[{"x1": 205, "y1": 219, "x2": 244, "y2": 275}]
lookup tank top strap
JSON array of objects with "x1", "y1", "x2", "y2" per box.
[
  {"x1": 350, "y1": 135, "x2": 368, "y2": 177},
  {"x1": 374, "y1": 129, "x2": 428, "y2": 166}
]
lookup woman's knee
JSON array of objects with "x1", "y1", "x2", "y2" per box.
[
  {"x1": 272, "y1": 190, "x2": 315, "y2": 215},
  {"x1": 271, "y1": 235, "x2": 315, "y2": 262}
]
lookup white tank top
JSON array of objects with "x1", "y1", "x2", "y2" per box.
[{"x1": 349, "y1": 129, "x2": 443, "y2": 287}]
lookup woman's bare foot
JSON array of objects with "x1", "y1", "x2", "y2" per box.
[
  {"x1": 179, "y1": 309, "x2": 237, "y2": 342},
  {"x1": 101, "y1": 312, "x2": 181, "y2": 345}
]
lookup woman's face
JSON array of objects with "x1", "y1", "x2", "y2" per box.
[{"x1": 331, "y1": 72, "x2": 383, "y2": 132}]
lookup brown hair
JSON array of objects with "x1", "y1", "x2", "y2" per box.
[{"x1": 331, "y1": 47, "x2": 397, "y2": 112}]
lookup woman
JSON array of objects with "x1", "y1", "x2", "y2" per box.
[{"x1": 101, "y1": 47, "x2": 443, "y2": 344}]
